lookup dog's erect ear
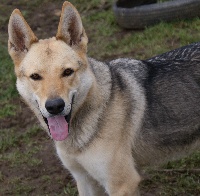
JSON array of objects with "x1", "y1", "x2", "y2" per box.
[
  {"x1": 56, "y1": 1, "x2": 88, "y2": 52},
  {"x1": 8, "y1": 9, "x2": 38, "y2": 66}
]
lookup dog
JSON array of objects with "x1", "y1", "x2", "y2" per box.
[{"x1": 8, "y1": 1, "x2": 200, "y2": 195}]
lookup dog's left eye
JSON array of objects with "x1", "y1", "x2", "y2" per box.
[{"x1": 62, "y1": 68, "x2": 74, "y2": 77}]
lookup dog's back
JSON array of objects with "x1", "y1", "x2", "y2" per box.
[{"x1": 107, "y1": 42, "x2": 200, "y2": 166}]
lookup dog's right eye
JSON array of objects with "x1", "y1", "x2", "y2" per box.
[{"x1": 30, "y1": 73, "x2": 42, "y2": 81}]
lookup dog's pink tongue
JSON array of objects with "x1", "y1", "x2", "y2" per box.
[{"x1": 47, "y1": 116, "x2": 68, "y2": 141}]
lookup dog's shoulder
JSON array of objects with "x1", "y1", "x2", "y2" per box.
[{"x1": 108, "y1": 58, "x2": 147, "y2": 84}]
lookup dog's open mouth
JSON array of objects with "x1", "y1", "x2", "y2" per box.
[
  {"x1": 42, "y1": 106, "x2": 72, "y2": 141},
  {"x1": 40, "y1": 95, "x2": 74, "y2": 141}
]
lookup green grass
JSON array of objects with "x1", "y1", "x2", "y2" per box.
[
  {"x1": 0, "y1": 126, "x2": 43, "y2": 169},
  {"x1": 87, "y1": 18, "x2": 200, "y2": 59},
  {"x1": 0, "y1": 45, "x2": 18, "y2": 118},
  {"x1": 3, "y1": 147, "x2": 43, "y2": 168},
  {"x1": 0, "y1": 126, "x2": 41, "y2": 153},
  {"x1": 64, "y1": 183, "x2": 78, "y2": 196},
  {"x1": 0, "y1": 0, "x2": 200, "y2": 195},
  {"x1": 8, "y1": 176, "x2": 35, "y2": 194},
  {"x1": 141, "y1": 152, "x2": 200, "y2": 195}
]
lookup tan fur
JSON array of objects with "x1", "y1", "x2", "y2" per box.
[{"x1": 8, "y1": 2, "x2": 147, "y2": 196}]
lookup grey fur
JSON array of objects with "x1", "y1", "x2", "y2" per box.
[
  {"x1": 98, "y1": 42, "x2": 200, "y2": 167},
  {"x1": 71, "y1": 42, "x2": 200, "y2": 167}
]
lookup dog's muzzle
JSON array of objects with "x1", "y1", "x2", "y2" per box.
[{"x1": 42, "y1": 96, "x2": 74, "y2": 141}]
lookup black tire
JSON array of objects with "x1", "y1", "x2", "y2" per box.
[
  {"x1": 113, "y1": 0, "x2": 200, "y2": 29},
  {"x1": 116, "y1": 0, "x2": 157, "y2": 8}
]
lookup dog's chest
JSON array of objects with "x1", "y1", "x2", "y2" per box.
[{"x1": 55, "y1": 140, "x2": 112, "y2": 186}]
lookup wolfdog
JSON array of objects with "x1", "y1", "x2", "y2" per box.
[{"x1": 8, "y1": 1, "x2": 200, "y2": 195}]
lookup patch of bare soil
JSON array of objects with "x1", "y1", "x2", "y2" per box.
[
  {"x1": 1, "y1": 98, "x2": 74, "y2": 195},
  {"x1": 0, "y1": 1, "x2": 62, "y2": 45}
]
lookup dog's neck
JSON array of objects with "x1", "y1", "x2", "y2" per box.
[{"x1": 55, "y1": 58, "x2": 112, "y2": 152}]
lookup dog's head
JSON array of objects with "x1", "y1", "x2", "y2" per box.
[{"x1": 8, "y1": 2, "x2": 93, "y2": 141}]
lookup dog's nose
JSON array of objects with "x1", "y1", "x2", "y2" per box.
[{"x1": 45, "y1": 98, "x2": 65, "y2": 115}]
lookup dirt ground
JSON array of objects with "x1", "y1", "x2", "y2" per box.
[{"x1": 1, "y1": 98, "x2": 75, "y2": 195}]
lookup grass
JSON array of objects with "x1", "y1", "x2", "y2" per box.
[
  {"x1": 140, "y1": 152, "x2": 200, "y2": 195},
  {"x1": 0, "y1": 45, "x2": 18, "y2": 118},
  {"x1": 0, "y1": 0, "x2": 200, "y2": 195},
  {"x1": 0, "y1": 125, "x2": 42, "y2": 152},
  {"x1": 0, "y1": 126, "x2": 42, "y2": 163},
  {"x1": 86, "y1": 17, "x2": 200, "y2": 60},
  {"x1": 64, "y1": 183, "x2": 78, "y2": 196}
]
